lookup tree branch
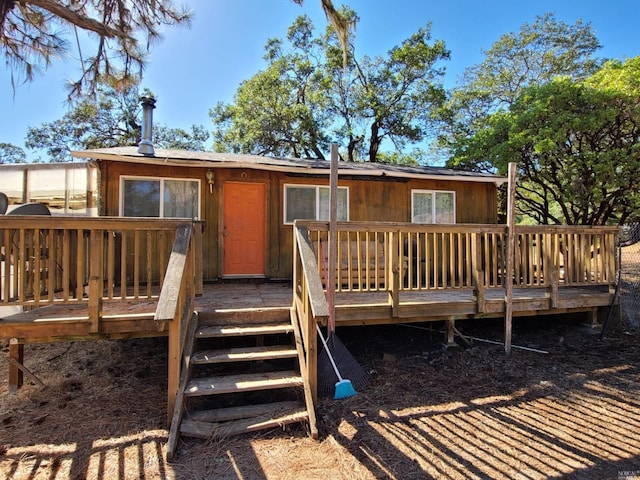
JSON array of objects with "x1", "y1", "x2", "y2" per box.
[{"x1": 26, "y1": 0, "x2": 130, "y2": 40}]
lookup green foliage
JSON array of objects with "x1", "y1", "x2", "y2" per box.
[
  {"x1": 154, "y1": 124, "x2": 210, "y2": 151},
  {"x1": 211, "y1": 12, "x2": 449, "y2": 163},
  {"x1": 26, "y1": 83, "x2": 141, "y2": 162},
  {"x1": 454, "y1": 58, "x2": 640, "y2": 225},
  {"x1": 211, "y1": 16, "x2": 330, "y2": 159},
  {"x1": 374, "y1": 149, "x2": 422, "y2": 166},
  {"x1": 26, "y1": 82, "x2": 208, "y2": 162},
  {"x1": 443, "y1": 13, "x2": 602, "y2": 171},
  {"x1": 1, "y1": 1, "x2": 192, "y2": 99},
  {"x1": 352, "y1": 24, "x2": 449, "y2": 162},
  {"x1": 0, "y1": 142, "x2": 27, "y2": 163}
]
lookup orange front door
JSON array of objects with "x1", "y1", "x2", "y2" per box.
[{"x1": 223, "y1": 182, "x2": 266, "y2": 276}]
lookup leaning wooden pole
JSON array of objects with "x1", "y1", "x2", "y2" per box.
[
  {"x1": 504, "y1": 162, "x2": 517, "y2": 354},
  {"x1": 327, "y1": 144, "x2": 339, "y2": 327}
]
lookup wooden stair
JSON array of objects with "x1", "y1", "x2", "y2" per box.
[{"x1": 166, "y1": 308, "x2": 316, "y2": 460}]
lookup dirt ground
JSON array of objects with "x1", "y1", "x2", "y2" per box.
[{"x1": 1, "y1": 312, "x2": 639, "y2": 480}]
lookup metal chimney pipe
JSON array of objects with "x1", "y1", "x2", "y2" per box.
[{"x1": 138, "y1": 95, "x2": 156, "y2": 156}]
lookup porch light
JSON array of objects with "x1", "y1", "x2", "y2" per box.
[{"x1": 206, "y1": 170, "x2": 214, "y2": 194}]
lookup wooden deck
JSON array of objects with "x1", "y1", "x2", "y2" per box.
[
  {"x1": 1, "y1": 217, "x2": 620, "y2": 443},
  {"x1": 0, "y1": 218, "x2": 618, "y2": 344},
  {"x1": 0, "y1": 282, "x2": 614, "y2": 343},
  {"x1": 334, "y1": 285, "x2": 613, "y2": 325},
  {"x1": 0, "y1": 283, "x2": 292, "y2": 343}
]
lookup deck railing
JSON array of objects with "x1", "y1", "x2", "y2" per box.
[
  {"x1": 296, "y1": 221, "x2": 618, "y2": 294},
  {"x1": 0, "y1": 215, "x2": 200, "y2": 435},
  {"x1": 292, "y1": 225, "x2": 327, "y2": 402},
  {"x1": 0, "y1": 216, "x2": 203, "y2": 330},
  {"x1": 153, "y1": 224, "x2": 198, "y2": 453}
]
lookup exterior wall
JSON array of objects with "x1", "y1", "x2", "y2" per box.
[{"x1": 100, "y1": 160, "x2": 498, "y2": 281}]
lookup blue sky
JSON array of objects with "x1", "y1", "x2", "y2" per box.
[{"x1": 1, "y1": 0, "x2": 639, "y2": 157}]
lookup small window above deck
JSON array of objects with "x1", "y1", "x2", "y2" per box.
[
  {"x1": 284, "y1": 184, "x2": 349, "y2": 224},
  {"x1": 120, "y1": 176, "x2": 201, "y2": 219},
  {"x1": 411, "y1": 190, "x2": 456, "y2": 224}
]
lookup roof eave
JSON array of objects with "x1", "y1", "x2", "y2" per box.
[{"x1": 71, "y1": 150, "x2": 508, "y2": 185}]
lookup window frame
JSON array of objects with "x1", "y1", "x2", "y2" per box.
[
  {"x1": 283, "y1": 184, "x2": 349, "y2": 225},
  {"x1": 119, "y1": 175, "x2": 201, "y2": 219},
  {"x1": 411, "y1": 189, "x2": 456, "y2": 224}
]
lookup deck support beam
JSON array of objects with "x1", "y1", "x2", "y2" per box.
[
  {"x1": 445, "y1": 316, "x2": 455, "y2": 347},
  {"x1": 9, "y1": 338, "x2": 23, "y2": 390}
]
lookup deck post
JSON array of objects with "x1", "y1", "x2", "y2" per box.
[
  {"x1": 328, "y1": 145, "x2": 338, "y2": 328},
  {"x1": 167, "y1": 312, "x2": 180, "y2": 425},
  {"x1": 587, "y1": 307, "x2": 599, "y2": 326},
  {"x1": 307, "y1": 310, "x2": 319, "y2": 403},
  {"x1": 389, "y1": 231, "x2": 400, "y2": 317},
  {"x1": 549, "y1": 266, "x2": 559, "y2": 309},
  {"x1": 9, "y1": 338, "x2": 23, "y2": 390},
  {"x1": 193, "y1": 222, "x2": 204, "y2": 296},
  {"x1": 88, "y1": 229, "x2": 104, "y2": 333},
  {"x1": 471, "y1": 233, "x2": 486, "y2": 313},
  {"x1": 504, "y1": 163, "x2": 517, "y2": 354},
  {"x1": 476, "y1": 272, "x2": 486, "y2": 313},
  {"x1": 445, "y1": 316, "x2": 456, "y2": 347}
]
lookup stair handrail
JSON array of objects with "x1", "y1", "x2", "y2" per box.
[
  {"x1": 154, "y1": 223, "x2": 197, "y2": 425},
  {"x1": 292, "y1": 223, "x2": 328, "y2": 402}
]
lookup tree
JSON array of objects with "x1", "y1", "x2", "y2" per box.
[
  {"x1": 350, "y1": 24, "x2": 449, "y2": 162},
  {"x1": 26, "y1": 82, "x2": 209, "y2": 162},
  {"x1": 0, "y1": 142, "x2": 27, "y2": 163},
  {"x1": 154, "y1": 124, "x2": 210, "y2": 151},
  {"x1": 294, "y1": 0, "x2": 355, "y2": 66},
  {"x1": 1, "y1": 0, "x2": 192, "y2": 98},
  {"x1": 443, "y1": 13, "x2": 602, "y2": 171},
  {"x1": 1, "y1": 0, "x2": 350, "y2": 100},
  {"x1": 454, "y1": 58, "x2": 640, "y2": 225},
  {"x1": 211, "y1": 12, "x2": 449, "y2": 162},
  {"x1": 211, "y1": 16, "x2": 331, "y2": 159}
]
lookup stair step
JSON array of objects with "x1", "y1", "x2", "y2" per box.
[
  {"x1": 180, "y1": 407, "x2": 309, "y2": 439},
  {"x1": 185, "y1": 370, "x2": 303, "y2": 397},
  {"x1": 195, "y1": 323, "x2": 293, "y2": 338},
  {"x1": 188, "y1": 400, "x2": 304, "y2": 423},
  {"x1": 191, "y1": 345, "x2": 298, "y2": 365},
  {"x1": 198, "y1": 306, "x2": 292, "y2": 326}
]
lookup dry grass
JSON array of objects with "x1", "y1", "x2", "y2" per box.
[{"x1": 1, "y1": 314, "x2": 639, "y2": 479}]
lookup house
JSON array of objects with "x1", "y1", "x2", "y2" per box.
[
  {"x1": 70, "y1": 146, "x2": 506, "y2": 282},
  {"x1": 0, "y1": 103, "x2": 619, "y2": 459}
]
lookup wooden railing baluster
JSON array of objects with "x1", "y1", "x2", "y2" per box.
[{"x1": 88, "y1": 229, "x2": 103, "y2": 333}]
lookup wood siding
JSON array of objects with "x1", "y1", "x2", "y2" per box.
[{"x1": 100, "y1": 161, "x2": 498, "y2": 281}]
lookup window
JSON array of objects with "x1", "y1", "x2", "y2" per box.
[
  {"x1": 284, "y1": 184, "x2": 349, "y2": 224},
  {"x1": 411, "y1": 190, "x2": 455, "y2": 224},
  {"x1": 120, "y1": 176, "x2": 200, "y2": 219}
]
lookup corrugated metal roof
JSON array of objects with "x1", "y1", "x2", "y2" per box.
[{"x1": 71, "y1": 146, "x2": 506, "y2": 184}]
